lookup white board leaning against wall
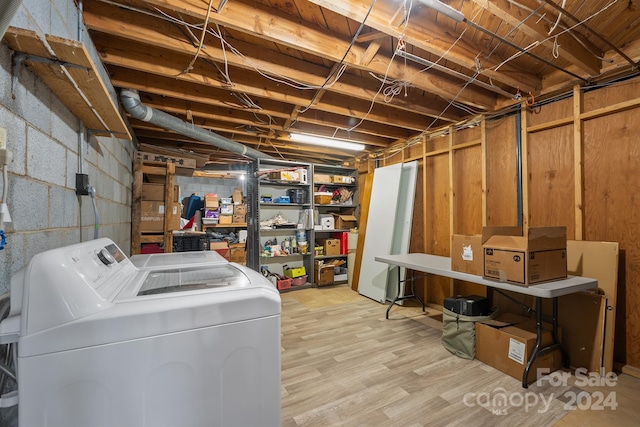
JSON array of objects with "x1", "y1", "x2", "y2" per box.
[{"x1": 358, "y1": 161, "x2": 418, "y2": 303}]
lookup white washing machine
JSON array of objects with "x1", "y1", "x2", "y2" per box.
[{"x1": 0, "y1": 238, "x2": 281, "y2": 427}]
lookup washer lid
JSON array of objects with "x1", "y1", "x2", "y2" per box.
[
  {"x1": 115, "y1": 263, "x2": 250, "y2": 299},
  {"x1": 130, "y1": 250, "x2": 227, "y2": 269}
]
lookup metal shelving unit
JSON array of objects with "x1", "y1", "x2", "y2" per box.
[
  {"x1": 248, "y1": 159, "x2": 314, "y2": 290},
  {"x1": 311, "y1": 164, "x2": 358, "y2": 286}
]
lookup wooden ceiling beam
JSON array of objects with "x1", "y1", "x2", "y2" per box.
[
  {"x1": 142, "y1": 0, "x2": 498, "y2": 109},
  {"x1": 83, "y1": 1, "x2": 463, "y2": 121},
  {"x1": 98, "y1": 42, "x2": 446, "y2": 134},
  {"x1": 306, "y1": 0, "x2": 540, "y2": 93}
]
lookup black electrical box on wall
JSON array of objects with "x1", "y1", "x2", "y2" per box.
[{"x1": 75, "y1": 173, "x2": 90, "y2": 196}]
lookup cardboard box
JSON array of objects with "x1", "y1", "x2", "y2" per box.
[
  {"x1": 331, "y1": 213, "x2": 357, "y2": 230},
  {"x1": 140, "y1": 201, "x2": 165, "y2": 232},
  {"x1": 219, "y1": 215, "x2": 233, "y2": 225},
  {"x1": 451, "y1": 234, "x2": 483, "y2": 276},
  {"x1": 331, "y1": 175, "x2": 354, "y2": 184},
  {"x1": 482, "y1": 226, "x2": 567, "y2": 286},
  {"x1": 205, "y1": 194, "x2": 219, "y2": 209},
  {"x1": 268, "y1": 170, "x2": 299, "y2": 181},
  {"x1": 135, "y1": 151, "x2": 196, "y2": 176},
  {"x1": 475, "y1": 313, "x2": 563, "y2": 384},
  {"x1": 320, "y1": 214, "x2": 334, "y2": 230},
  {"x1": 314, "y1": 173, "x2": 331, "y2": 183},
  {"x1": 315, "y1": 263, "x2": 334, "y2": 285},
  {"x1": 220, "y1": 203, "x2": 234, "y2": 215},
  {"x1": 232, "y1": 213, "x2": 246, "y2": 224},
  {"x1": 233, "y1": 203, "x2": 247, "y2": 216},
  {"x1": 141, "y1": 183, "x2": 164, "y2": 201},
  {"x1": 141, "y1": 184, "x2": 179, "y2": 202},
  {"x1": 210, "y1": 241, "x2": 228, "y2": 250},
  {"x1": 229, "y1": 242, "x2": 246, "y2": 263},
  {"x1": 232, "y1": 188, "x2": 243, "y2": 204},
  {"x1": 317, "y1": 238, "x2": 340, "y2": 256}
]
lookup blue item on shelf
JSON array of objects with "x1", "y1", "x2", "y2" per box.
[
  {"x1": 275, "y1": 196, "x2": 291, "y2": 203},
  {"x1": 183, "y1": 195, "x2": 204, "y2": 219}
]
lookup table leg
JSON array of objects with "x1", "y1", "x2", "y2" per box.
[
  {"x1": 386, "y1": 266, "x2": 403, "y2": 319},
  {"x1": 410, "y1": 269, "x2": 425, "y2": 312},
  {"x1": 523, "y1": 297, "x2": 543, "y2": 388},
  {"x1": 552, "y1": 297, "x2": 569, "y2": 368}
]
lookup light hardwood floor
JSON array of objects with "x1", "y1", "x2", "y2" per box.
[{"x1": 280, "y1": 285, "x2": 639, "y2": 426}]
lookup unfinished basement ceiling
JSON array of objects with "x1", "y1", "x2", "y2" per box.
[{"x1": 82, "y1": 0, "x2": 640, "y2": 166}]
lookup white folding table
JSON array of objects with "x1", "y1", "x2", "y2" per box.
[{"x1": 375, "y1": 253, "x2": 598, "y2": 388}]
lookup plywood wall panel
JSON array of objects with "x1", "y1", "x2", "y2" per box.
[
  {"x1": 424, "y1": 153, "x2": 451, "y2": 305},
  {"x1": 485, "y1": 116, "x2": 518, "y2": 226},
  {"x1": 583, "y1": 79, "x2": 640, "y2": 111},
  {"x1": 528, "y1": 97, "x2": 573, "y2": 127},
  {"x1": 527, "y1": 125, "x2": 576, "y2": 238},
  {"x1": 583, "y1": 107, "x2": 640, "y2": 368},
  {"x1": 453, "y1": 145, "x2": 483, "y2": 234}
]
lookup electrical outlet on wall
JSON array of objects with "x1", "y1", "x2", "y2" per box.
[{"x1": 0, "y1": 127, "x2": 6, "y2": 150}]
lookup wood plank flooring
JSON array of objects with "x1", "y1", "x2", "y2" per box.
[{"x1": 281, "y1": 285, "x2": 640, "y2": 426}]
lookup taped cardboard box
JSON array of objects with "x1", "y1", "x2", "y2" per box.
[
  {"x1": 475, "y1": 313, "x2": 563, "y2": 384},
  {"x1": 331, "y1": 213, "x2": 357, "y2": 230},
  {"x1": 140, "y1": 201, "x2": 165, "y2": 233},
  {"x1": 317, "y1": 238, "x2": 340, "y2": 256},
  {"x1": 482, "y1": 226, "x2": 567, "y2": 286},
  {"x1": 142, "y1": 184, "x2": 179, "y2": 202},
  {"x1": 315, "y1": 259, "x2": 345, "y2": 285},
  {"x1": 451, "y1": 234, "x2": 483, "y2": 276}
]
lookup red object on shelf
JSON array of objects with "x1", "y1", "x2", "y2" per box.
[
  {"x1": 141, "y1": 243, "x2": 163, "y2": 254},
  {"x1": 332, "y1": 232, "x2": 348, "y2": 254},
  {"x1": 277, "y1": 278, "x2": 293, "y2": 291}
]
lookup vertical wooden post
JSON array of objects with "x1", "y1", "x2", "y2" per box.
[
  {"x1": 481, "y1": 116, "x2": 487, "y2": 227},
  {"x1": 573, "y1": 85, "x2": 584, "y2": 240},
  {"x1": 131, "y1": 159, "x2": 143, "y2": 255},
  {"x1": 520, "y1": 103, "x2": 530, "y2": 236}
]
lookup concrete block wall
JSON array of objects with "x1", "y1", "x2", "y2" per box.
[
  {"x1": 176, "y1": 175, "x2": 247, "y2": 205},
  {"x1": 0, "y1": 0, "x2": 134, "y2": 296}
]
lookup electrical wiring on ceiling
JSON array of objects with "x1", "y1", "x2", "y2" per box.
[
  {"x1": 295, "y1": 0, "x2": 378, "y2": 115},
  {"x1": 414, "y1": 2, "x2": 548, "y2": 137},
  {"x1": 325, "y1": 0, "x2": 416, "y2": 135},
  {"x1": 489, "y1": 0, "x2": 622, "y2": 74}
]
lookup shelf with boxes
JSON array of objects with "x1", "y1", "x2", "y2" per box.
[
  {"x1": 310, "y1": 164, "x2": 359, "y2": 286},
  {"x1": 252, "y1": 159, "x2": 314, "y2": 288},
  {"x1": 132, "y1": 159, "x2": 181, "y2": 255}
]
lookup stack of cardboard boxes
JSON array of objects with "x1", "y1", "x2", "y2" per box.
[
  {"x1": 450, "y1": 226, "x2": 568, "y2": 384},
  {"x1": 203, "y1": 188, "x2": 247, "y2": 227},
  {"x1": 140, "y1": 183, "x2": 180, "y2": 232}
]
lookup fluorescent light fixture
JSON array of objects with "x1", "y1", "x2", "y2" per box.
[
  {"x1": 417, "y1": 0, "x2": 465, "y2": 22},
  {"x1": 289, "y1": 133, "x2": 365, "y2": 151}
]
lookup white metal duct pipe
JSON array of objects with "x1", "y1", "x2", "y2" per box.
[
  {"x1": 0, "y1": 0, "x2": 23, "y2": 39},
  {"x1": 120, "y1": 89, "x2": 274, "y2": 160}
]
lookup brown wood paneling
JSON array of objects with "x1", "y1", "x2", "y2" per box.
[
  {"x1": 583, "y1": 106, "x2": 640, "y2": 368},
  {"x1": 528, "y1": 97, "x2": 573, "y2": 128},
  {"x1": 485, "y1": 116, "x2": 518, "y2": 226},
  {"x1": 424, "y1": 153, "x2": 451, "y2": 305},
  {"x1": 527, "y1": 125, "x2": 576, "y2": 238},
  {"x1": 583, "y1": 79, "x2": 640, "y2": 111}
]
